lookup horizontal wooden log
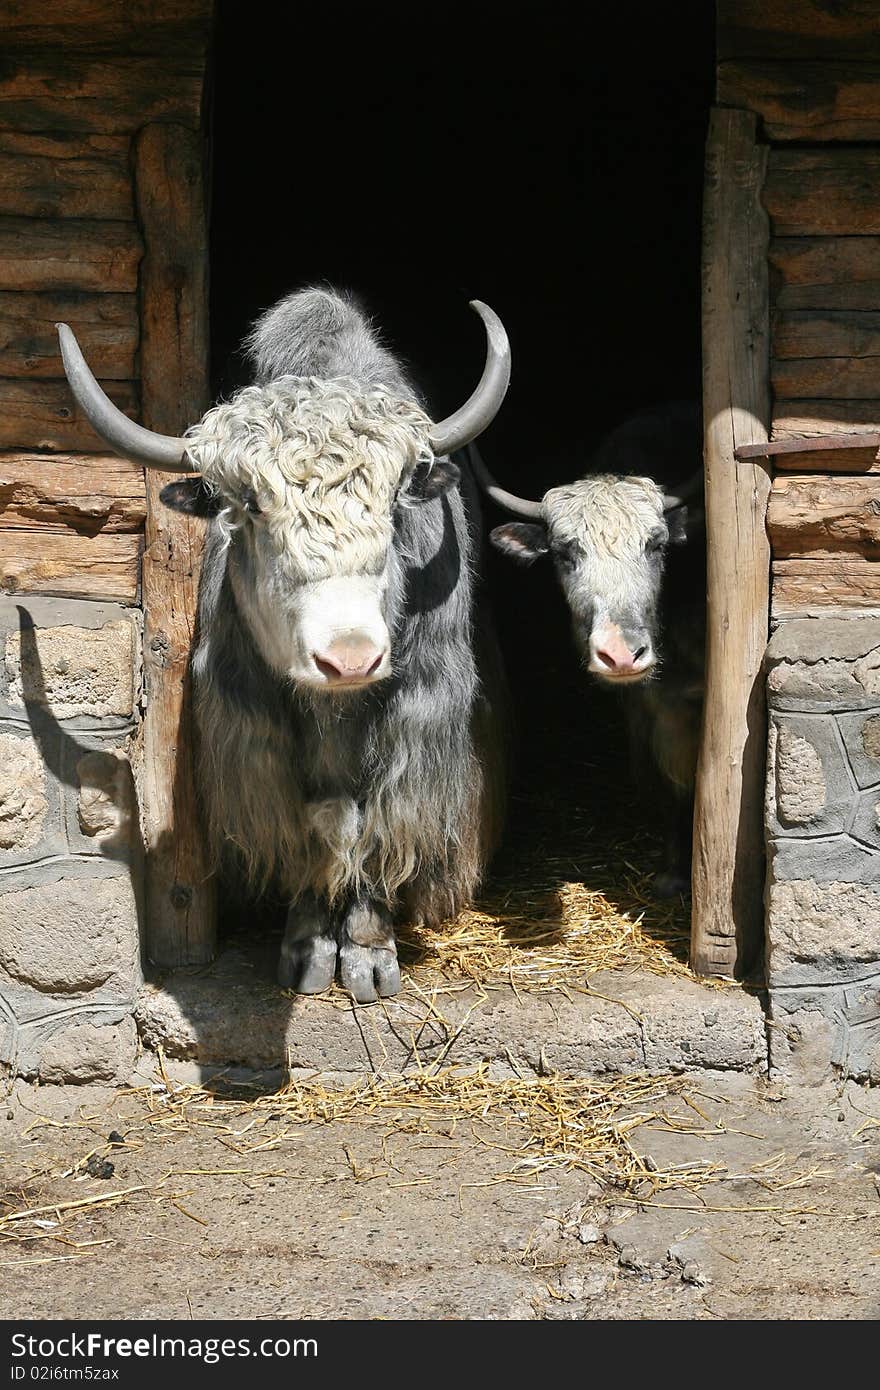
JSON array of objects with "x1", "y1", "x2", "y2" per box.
[
  {"x1": 773, "y1": 400, "x2": 880, "y2": 440},
  {"x1": 0, "y1": 217, "x2": 141, "y2": 291},
  {"x1": 771, "y1": 445, "x2": 880, "y2": 474},
  {"x1": 0, "y1": 130, "x2": 132, "y2": 219},
  {"x1": 772, "y1": 557, "x2": 880, "y2": 618},
  {"x1": 773, "y1": 356, "x2": 880, "y2": 400},
  {"x1": 773, "y1": 310, "x2": 880, "y2": 360},
  {"x1": 0, "y1": 1, "x2": 211, "y2": 53},
  {"x1": 718, "y1": 1, "x2": 880, "y2": 62},
  {"x1": 0, "y1": 291, "x2": 137, "y2": 378},
  {"x1": 719, "y1": 61, "x2": 880, "y2": 142},
  {"x1": 0, "y1": 378, "x2": 138, "y2": 452},
  {"x1": 0, "y1": 529, "x2": 140, "y2": 603},
  {"x1": 770, "y1": 237, "x2": 880, "y2": 313},
  {"x1": 768, "y1": 474, "x2": 880, "y2": 558},
  {"x1": 0, "y1": 451, "x2": 145, "y2": 533},
  {"x1": 0, "y1": 53, "x2": 205, "y2": 134},
  {"x1": 764, "y1": 151, "x2": 880, "y2": 236}
]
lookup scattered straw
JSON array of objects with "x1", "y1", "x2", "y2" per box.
[
  {"x1": 398, "y1": 880, "x2": 694, "y2": 996},
  {"x1": 250, "y1": 776, "x2": 713, "y2": 1003},
  {"x1": 3, "y1": 1057, "x2": 863, "y2": 1270}
]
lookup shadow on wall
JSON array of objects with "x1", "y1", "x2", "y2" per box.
[{"x1": 13, "y1": 606, "x2": 295, "y2": 1086}]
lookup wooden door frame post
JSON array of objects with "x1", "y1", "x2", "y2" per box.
[
  {"x1": 691, "y1": 107, "x2": 771, "y2": 978},
  {"x1": 135, "y1": 122, "x2": 216, "y2": 966}
]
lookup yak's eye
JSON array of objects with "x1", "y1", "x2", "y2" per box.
[
  {"x1": 645, "y1": 530, "x2": 665, "y2": 554},
  {"x1": 241, "y1": 488, "x2": 261, "y2": 516}
]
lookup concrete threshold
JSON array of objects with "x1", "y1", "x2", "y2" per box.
[{"x1": 136, "y1": 946, "x2": 768, "y2": 1079}]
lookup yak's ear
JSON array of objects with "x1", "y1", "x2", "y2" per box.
[
  {"x1": 490, "y1": 521, "x2": 550, "y2": 563},
  {"x1": 665, "y1": 501, "x2": 705, "y2": 545},
  {"x1": 159, "y1": 478, "x2": 221, "y2": 517},
  {"x1": 409, "y1": 457, "x2": 461, "y2": 502}
]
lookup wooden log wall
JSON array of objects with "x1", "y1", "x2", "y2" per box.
[
  {"x1": 0, "y1": 0, "x2": 215, "y2": 963},
  {"x1": 719, "y1": 1, "x2": 880, "y2": 622},
  {"x1": 0, "y1": 0, "x2": 209, "y2": 603}
]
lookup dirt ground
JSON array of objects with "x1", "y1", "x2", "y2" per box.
[{"x1": 1, "y1": 1065, "x2": 878, "y2": 1322}]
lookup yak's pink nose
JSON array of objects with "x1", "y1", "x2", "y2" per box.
[
  {"x1": 313, "y1": 636, "x2": 386, "y2": 684},
  {"x1": 590, "y1": 625, "x2": 653, "y2": 678}
]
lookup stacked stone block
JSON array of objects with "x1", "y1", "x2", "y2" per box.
[
  {"x1": 766, "y1": 618, "x2": 880, "y2": 1082},
  {"x1": 0, "y1": 596, "x2": 142, "y2": 1082}
]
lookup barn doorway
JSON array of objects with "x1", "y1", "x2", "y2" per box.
[{"x1": 208, "y1": 4, "x2": 716, "y2": 964}]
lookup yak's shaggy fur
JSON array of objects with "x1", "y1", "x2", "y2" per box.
[{"x1": 187, "y1": 287, "x2": 505, "y2": 924}]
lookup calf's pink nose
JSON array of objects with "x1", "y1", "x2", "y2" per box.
[
  {"x1": 593, "y1": 630, "x2": 637, "y2": 673},
  {"x1": 591, "y1": 626, "x2": 651, "y2": 676},
  {"x1": 314, "y1": 637, "x2": 386, "y2": 683}
]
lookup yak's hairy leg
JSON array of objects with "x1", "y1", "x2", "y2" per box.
[
  {"x1": 278, "y1": 892, "x2": 337, "y2": 992},
  {"x1": 338, "y1": 897, "x2": 400, "y2": 1003}
]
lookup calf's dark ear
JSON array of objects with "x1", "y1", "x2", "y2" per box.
[
  {"x1": 409, "y1": 457, "x2": 461, "y2": 502},
  {"x1": 666, "y1": 501, "x2": 705, "y2": 544},
  {"x1": 159, "y1": 478, "x2": 221, "y2": 517},
  {"x1": 490, "y1": 521, "x2": 550, "y2": 563},
  {"x1": 665, "y1": 504, "x2": 688, "y2": 544}
]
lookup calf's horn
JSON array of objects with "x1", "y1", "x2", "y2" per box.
[
  {"x1": 468, "y1": 442, "x2": 545, "y2": 520},
  {"x1": 428, "y1": 301, "x2": 512, "y2": 456},
  {"x1": 56, "y1": 323, "x2": 192, "y2": 471}
]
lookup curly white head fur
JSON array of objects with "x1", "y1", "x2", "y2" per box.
[{"x1": 184, "y1": 376, "x2": 436, "y2": 692}]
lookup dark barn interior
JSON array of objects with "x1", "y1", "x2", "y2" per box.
[{"x1": 208, "y1": 3, "x2": 716, "y2": 935}]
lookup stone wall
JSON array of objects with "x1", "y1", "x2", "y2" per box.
[
  {"x1": 766, "y1": 617, "x2": 880, "y2": 1083},
  {"x1": 0, "y1": 595, "x2": 142, "y2": 1082}
]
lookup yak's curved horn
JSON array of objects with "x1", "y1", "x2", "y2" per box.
[
  {"x1": 662, "y1": 468, "x2": 704, "y2": 512},
  {"x1": 57, "y1": 323, "x2": 191, "y2": 471},
  {"x1": 467, "y1": 441, "x2": 545, "y2": 520},
  {"x1": 428, "y1": 301, "x2": 511, "y2": 456}
]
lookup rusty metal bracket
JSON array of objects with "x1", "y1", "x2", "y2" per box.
[{"x1": 735, "y1": 433, "x2": 880, "y2": 461}]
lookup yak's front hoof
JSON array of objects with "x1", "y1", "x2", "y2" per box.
[
  {"x1": 339, "y1": 941, "x2": 401, "y2": 1003},
  {"x1": 278, "y1": 931, "x2": 337, "y2": 993}
]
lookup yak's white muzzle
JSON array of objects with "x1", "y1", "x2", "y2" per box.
[{"x1": 295, "y1": 575, "x2": 392, "y2": 691}]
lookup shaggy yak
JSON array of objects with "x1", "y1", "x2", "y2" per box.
[
  {"x1": 58, "y1": 287, "x2": 510, "y2": 999},
  {"x1": 473, "y1": 402, "x2": 705, "y2": 895}
]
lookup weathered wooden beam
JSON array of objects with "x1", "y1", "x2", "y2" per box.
[
  {"x1": 0, "y1": 216, "x2": 142, "y2": 291},
  {"x1": 719, "y1": 62, "x2": 880, "y2": 142},
  {"x1": 0, "y1": 378, "x2": 138, "y2": 452},
  {"x1": 773, "y1": 310, "x2": 880, "y2": 361},
  {"x1": 0, "y1": 53, "x2": 205, "y2": 134},
  {"x1": 770, "y1": 237, "x2": 880, "y2": 313},
  {"x1": 135, "y1": 122, "x2": 215, "y2": 968},
  {"x1": 752, "y1": 444, "x2": 880, "y2": 474},
  {"x1": 692, "y1": 109, "x2": 770, "y2": 981},
  {"x1": 768, "y1": 474, "x2": 880, "y2": 558},
  {"x1": 0, "y1": 291, "x2": 137, "y2": 379},
  {"x1": 0, "y1": 529, "x2": 140, "y2": 602},
  {"x1": 773, "y1": 399, "x2": 880, "y2": 440},
  {"x1": 764, "y1": 150, "x2": 880, "y2": 236},
  {"x1": 717, "y1": 1, "x2": 880, "y2": 63},
  {"x1": 773, "y1": 356, "x2": 880, "y2": 401},
  {"x1": 0, "y1": 450, "x2": 145, "y2": 533},
  {"x1": 772, "y1": 557, "x2": 880, "y2": 619},
  {"x1": 0, "y1": 1, "x2": 212, "y2": 53},
  {"x1": 0, "y1": 131, "x2": 132, "y2": 220}
]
